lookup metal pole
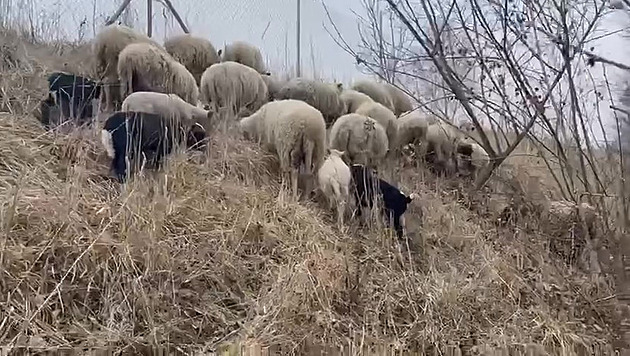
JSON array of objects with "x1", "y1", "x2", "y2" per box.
[
  {"x1": 296, "y1": 0, "x2": 301, "y2": 77},
  {"x1": 147, "y1": 0, "x2": 153, "y2": 37}
]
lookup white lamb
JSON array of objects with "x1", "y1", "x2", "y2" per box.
[{"x1": 317, "y1": 149, "x2": 351, "y2": 228}]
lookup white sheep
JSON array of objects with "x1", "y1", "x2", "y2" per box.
[
  {"x1": 351, "y1": 80, "x2": 395, "y2": 113},
  {"x1": 117, "y1": 42, "x2": 199, "y2": 106},
  {"x1": 354, "y1": 101, "x2": 398, "y2": 154},
  {"x1": 121, "y1": 91, "x2": 211, "y2": 133},
  {"x1": 239, "y1": 99, "x2": 327, "y2": 201},
  {"x1": 218, "y1": 41, "x2": 267, "y2": 74},
  {"x1": 424, "y1": 121, "x2": 463, "y2": 175},
  {"x1": 164, "y1": 34, "x2": 220, "y2": 86},
  {"x1": 317, "y1": 148, "x2": 352, "y2": 228},
  {"x1": 396, "y1": 109, "x2": 431, "y2": 160},
  {"x1": 382, "y1": 82, "x2": 413, "y2": 117},
  {"x1": 92, "y1": 24, "x2": 158, "y2": 112},
  {"x1": 340, "y1": 89, "x2": 374, "y2": 114},
  {"x1": 261, "y1": 73, "x2": 285, "y2": 101},
  {"x1": 457, "y1": 136, "x2": 490, "y2": 181},
  {"x1": 328, "y1": 113, "x2": 389, "y2": 169},
  {"x1": 276, "y1": 77, "x2": 346, "y2": 127},
  {"x1": 199, "y1": 61, "x2": 268, "y2": 118}
]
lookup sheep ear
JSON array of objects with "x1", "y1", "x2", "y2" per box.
[
  {"x1": 336, "y1": 82, "x2": 343, "y2": 90},
  {"x1": 217, "y1": 49, "x2": 222, "y2": 57}
]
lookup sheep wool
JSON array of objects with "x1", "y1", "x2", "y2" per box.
[
  {"x1": 351, "y1": 80, "x2": 395, "y2": 113},
  {"x1": 317, "y1": 148, "x2": 352, "y2": 228},
  {"x1": 219, "y1": 41, "x2": 267, "y2": 74},
  {"x1": 92, "y1": 24, "x2": 157, "y2": 111},
  {"x1": 121, "y1": 91, "x2": 211, "y2": 133},
  {"x1": 261, "y1": 74, "x2": 285, "y2": 101},
  {"x1": 199, "y1": 61, "x2": 268, "y2": 118},
  {"x1": 382, "y1": 82, "x2": 413, "y2": 117},
  {"x1": 276, "y1": 77, "x2": 346, "y2": 127},
  {"x1": 164, "y1": 34, "x2": 220, "y2": 86},
  {"x1": 355, "y1": 101, "x2": 398, "y2": 153},
  {"x1": 239, "y1": 99, "x2": 327, "y2": 201},
  {"x1": 117, "y1": 42, "x2": 199, "y2": 106},
  {"x1": 328, "y1": 113, "x2": 389, "y2": 169},
  {"x1": 340, "y1": 89, "x2": 374, "y2": 114},
  {"x1": 396, "y1": 109, "x2": 431, "y2": 149},
  {"x1": 425, "y1": 121, "x2": 463, "y2": 175}
]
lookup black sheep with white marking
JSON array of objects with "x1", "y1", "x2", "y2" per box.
[
  {"x1": 101, "y1": 111, "x2": 206, "y2": 182},
  {"x1": 351, "y1": 164, "x2": 418, "y2": 238},
  {"x1": 47, "y1": 72, "x2": 101, "y2": 125}
]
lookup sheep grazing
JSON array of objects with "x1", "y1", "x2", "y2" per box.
[
  {"x1": 101, "y1": 111, "x2": 206, "y2": 182},
  {"x1": 328, "y1": 113, "x2": 389, "y2": 169},
  {"x1": 424, "y1": 121, "x2": 463, "y2": 175},
  {"x1": 261, "y1": 73, "x2": 285, "y2": 101},
  {"x1": 396, "y1": 109, "x2": 431, "y2": 160},
  {"x1": 199, "y1": 61, "x2": 268, "y2": 118},
  {"x1": 350, "y1": 164, "x2": 418, "y2": 239},
  {"x1": 354, "y1": 101, "x2": 398, "y2": 155},
  {"x1": 239, "y1": 99, "x2": 327, "y2": 201},
  {"x1": 117, "y1": 42, "x2": 199, "y2": 106},
  {"x1": 317, "y1": 149, "x2": 352, "y2": 228},
  {"x1": 340, "y1": 89, "x2": 374, "y2": 114},
  {"x1": 276, "y1": 77, "x2": 346, "y2": 127},
  {"x1": 121, "y1": 92, "x2": 211, "y2": 141},
  {"x1": 456, "y1": 137, "x2": 490, "y2": 181},
  {"x1": 382, "y1": 82, "x2": 413, "y2": 117},
  {"x1": 92, "y1": 24, "x2": 157, "y2": 112},
  {"x1": 351, "y1": 80, "x2": 395, "y2": 113},
  {"x1": 164, "y1": 34, "x2": 220, "y2": 86},
  {"x1": 47, "y1": 71, "x2": 101, "y2": 125},
  {"x1": 218, "y1": 41, "x2": 267, "y2": 74}
]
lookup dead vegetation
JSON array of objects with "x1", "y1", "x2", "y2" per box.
[{"x1": 0, "y1": 28, "x2": 623, "y2": 355}]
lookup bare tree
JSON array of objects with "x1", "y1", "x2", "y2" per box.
[{"x1": 325, "y1": 0, "x2": 630, "y2": 347}]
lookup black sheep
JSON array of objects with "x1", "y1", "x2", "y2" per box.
[
  {"x1": 101, "y1": 111, "x2": 206, "y2": 182},
  {"x1": 350, "y1": 164, "x2": 418, "y2": 238},
  {"x1": 47, "y1": 72, "x2": 101, "y2": 125}
]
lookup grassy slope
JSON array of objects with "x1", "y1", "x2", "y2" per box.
[{"x1": 0, "y1": 28, "x2": 620, "y2": 354}]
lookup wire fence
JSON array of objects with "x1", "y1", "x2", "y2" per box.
[{"x1": 0, "y1": 0, "x2": 368, "y2": 83}]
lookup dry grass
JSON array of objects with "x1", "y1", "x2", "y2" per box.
[{"x1": 0, "y1": 28, "x2": 622, "y2": 355}]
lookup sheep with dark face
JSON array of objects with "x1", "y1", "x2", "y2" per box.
[
  {"x1": 47, "y1": 71, "x2": 101, "y2": 125},
  {"x1": 350, "y1": 164, "x2": 418, "y2": 239},
  {"x1": 101, "y1": 111, "x2": 206, "y2": 182}
]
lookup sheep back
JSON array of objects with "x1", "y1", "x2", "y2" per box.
[
  {"x1": 351, "y1": 80, "x2": 395, "y2": 113},
  {"x1": 328, "y1": 113, "x2": 388, "y2": 168},
  {"x1": 276, "y1": 77, "x2": 346, "y2": 126},
  {"x1": 340, "y1": 89, "x2": 374, "y2": 114},
  {"x1": 382, "y1": 82, "x2": 413, "y2": 116},
  {"x1": 164, "y1": 34, "x2": 219, "y2": 86},
  {"x1": 355, "y1": 101, "x2": 398, "y2": 151},
  {"x1": 121, "y1": 91, "x2": 211, "y2": 132},
  {"x1": 199, "y1": 61, "x2": 268, "y2": 118},
  {"x1": 220, "y1": 41, "x2": 267, "y2": 74}
]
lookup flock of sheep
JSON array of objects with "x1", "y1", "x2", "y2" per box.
[{"x1": 40, "y1": 24, "x2": 493, "y2": 239}]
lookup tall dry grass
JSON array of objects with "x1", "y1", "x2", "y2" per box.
[{"x1": 0, "y1": 27, "x2": 622, "y2": 355}]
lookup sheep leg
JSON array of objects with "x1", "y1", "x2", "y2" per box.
[
  {"x1": 393, "y1": 213, "x2": 404, "y2": 239},
  {"x1": 290, "y1": 168, "x2": 299, "y2": 202},
  {"x1": 113, "y1": 150, "x2": 127, "y2": 183}
]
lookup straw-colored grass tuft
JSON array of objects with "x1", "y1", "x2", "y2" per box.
[{"x1": 0, "y1": 27, "x2": 622, "y2": 355}]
